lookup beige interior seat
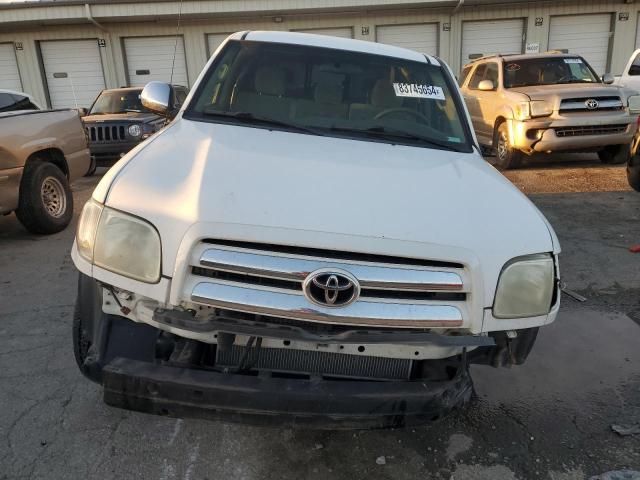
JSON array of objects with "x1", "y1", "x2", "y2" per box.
[{"x1": 233, "y1": 65, "x2": 292, "y2": 119}]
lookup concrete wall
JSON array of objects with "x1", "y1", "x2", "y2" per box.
[{"x1": 1, "y1": 0, "x2": 639, "y2": 107}]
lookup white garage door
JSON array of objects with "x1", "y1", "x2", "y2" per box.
[
  {"x1": 376, "y1": 24, "x2": 438, "y2": 55},
  {"x1": 207, "y1": 33, "x2": 231, "y2": 57},
  {"x1": 549, "y1": 14, "x2": 611, "y2": 74},
  {"x1": 461, "y1": 19, "x2": 524, "y2": 64},
  {"x1": 40, "y1": 39, "x2": 105, "y2": 109},
  {"x1": 0, "y1": 43, "x2": 22, "y2": 91},
  {"x1": 293, "y1": 27, "x2": 353, "y2": 38},
  {"x1": 124, "y1": 36, "x2": 188, "y2": 87}
]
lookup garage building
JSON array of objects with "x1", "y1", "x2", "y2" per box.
[{"x1": 0, "y1": 0, "x2": 638, "y2": 109}]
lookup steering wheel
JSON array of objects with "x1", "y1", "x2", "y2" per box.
[{"x1": 374, "y1": 108, "x2": 430, "y2": 123}]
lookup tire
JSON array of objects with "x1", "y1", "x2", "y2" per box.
[
  {"x1": 15, "y1": 161, "x2": 73, "y2": 234},
  {"x1": 494, "y1": 123, "x2": 524, "y2": 170},
  {"x1": 84, "y1": 156, "x2": 97, "y2": 177},
  {"x1": 598, "y1": 144, "x2": 631, "y2": 165},
  {"x1": 628, "y1": 157, "x2": 640, "y2": 192}
]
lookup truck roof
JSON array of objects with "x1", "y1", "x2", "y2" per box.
[
  {"x1": 464, "y1": 52, "x2": 585, "y2": 68},
  {"x1": 240, "y1": 31, "x2": 441, "y2": 66}
]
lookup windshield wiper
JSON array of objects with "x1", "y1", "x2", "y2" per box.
[
  {"x1": 200, "y1": 110, "x2": 324, "y2": 136},
  {"x1": 328, "y1": 125, "x2": 461, "y2": 152},
  {"x1": 125, "y1": 108, "x2": 142, "y2": 113}
]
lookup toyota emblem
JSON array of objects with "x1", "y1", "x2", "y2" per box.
[
  {"x1": 585, "y1": 98, "x2": 599, "y2": 110},
  {"x1": 303, "y1": 269, "x2": 360, "y2": 307}
]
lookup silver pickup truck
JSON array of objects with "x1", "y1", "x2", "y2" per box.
[{"x1": 0, "y1": 93, "x2": 91, "y2": 234}]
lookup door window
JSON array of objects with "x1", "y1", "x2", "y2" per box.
[
  {"x1": 629, "y1": 53, "x2": 640, "y2": 76},
  {"x1": 468, "y1": 64, "x2": 487, "y2": 89}
]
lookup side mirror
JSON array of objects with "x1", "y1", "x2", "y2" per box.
[
  {"x1": 602, "y1": 73, "x2": 614, "y2": 85},
  {"x1": 77, "y1": 107, "x2": 88, "y2": 117},
  {"x1": 141, "y1": 81, "x2": 172, "y2": 116},
  {"x1": 478, "y1": 79, "x2": 495, "y2": 91}
]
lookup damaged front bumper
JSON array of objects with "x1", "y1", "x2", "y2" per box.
[{"x1": 75, "y1": 273, "x2": 538, "y2": 427}]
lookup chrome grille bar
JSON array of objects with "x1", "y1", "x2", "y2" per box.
[
  {"x1": 199, "y1": 247, "x2": 464, "y2": 292},
  {"x1": 191, "y1": 281, "x2": 463, "y2": 328}
]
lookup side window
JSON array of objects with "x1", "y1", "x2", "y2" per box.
[
  {"x1": 0, "y1": 93, "x2": 15, "y2": 110},
  {"x1": 468, "y1": 64, "x2": 487, "y2": 89},
  {"x1": 629, "y1": 53, "x2": 640, "y2": 76},
  {"x1": 484, "y1": 63, "x2": 499, "y2": 89},
  {"x1": 459, "y1": 66, "x2": 472, "y2": 86}
]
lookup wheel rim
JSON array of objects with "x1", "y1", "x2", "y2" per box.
[
  {"x1": 40, "y1": 176, "x2": 66, "y2": 218},
  {"x1": 497, "y1": 132, "x2": 508, "y2": 161}
]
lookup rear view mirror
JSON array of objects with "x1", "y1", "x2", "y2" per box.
[
  {"x1": 602, "y1": 73, "x2": 614, "y2": 85},
  {"x1": 478, "y1": 80, "x2": 495, "y2": 91},
  {"x1": 141, "y1": 81, "x2": 172, "y2": 116}
]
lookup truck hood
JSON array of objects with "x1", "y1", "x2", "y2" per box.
[
  {"x1": 511, "y1": 83, "x2": 631, "y2": 100},
  {"x1": 101, "y1": 119, "x2": 557, "y2": 302},
  {"x1": 83, "y1": 112, "x2": 161, "y2": 124}
]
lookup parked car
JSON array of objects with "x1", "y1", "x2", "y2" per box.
[
  {"x1": 82, "y1": 85, "x2": 188, "y2": 175},
  {"x1": 460, "y1": 53, "x2": 640, "y2": 169},
  {"x1": 71, "y1": 31, "x2": 561, "y2": 427},
  {"x1": 1, "y1": 103, "x2": 90, "y2": 234},
  {"x1": 0, "y1": 89, "x2": 43, "y2": 112}
]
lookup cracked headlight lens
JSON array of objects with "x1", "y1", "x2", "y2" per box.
[{"x1": 493, "y1": 254, "x2": 555, "y2": 318}]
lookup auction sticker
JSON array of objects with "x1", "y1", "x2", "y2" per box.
[{"x1": 393, "y1": 83, "x2": 445, "y2": 100}]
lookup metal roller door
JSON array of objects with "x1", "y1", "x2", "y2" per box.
[
  {"x1": 207, "y1": 33, "x2": 231, "y2": 57},
  {"x1": 293, "y1": 27, "x2": 353, "y2": 38},
  {"x1": 376, "y1": 24, "x2": 438, "y2": 55},
  {"x1": 0, "y1": 43, "x2": 22, "y2": 91},
  {"x1": 40, "y1": 39, "x2": 105, "y2": 109},
  {"x1": 124, "y1": 36, "x2": 188, "y2": 87},
  {"x1": 461, "y1": 19, "x2": 524, "y2": 64},
  {"x1": 549, "y1": 14, "x2": 612, "y2": 74}
]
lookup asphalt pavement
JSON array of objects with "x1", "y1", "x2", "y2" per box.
[{"x1": 0, "y1": 159, "x2": 639, "y2": 480}]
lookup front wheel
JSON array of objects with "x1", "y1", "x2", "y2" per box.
[
  {"x1": 598, "y1": 144, "x2": 631, "y2": 165},
  {"x1": 84, "y1": 156, "x2": 97, "y2": 177},
  {"x1": 15, "y1": 161, "x2": 73, "y2": 234},
  {"x1": 494, "y1": 123, "x2": 523, "y2": 170}
]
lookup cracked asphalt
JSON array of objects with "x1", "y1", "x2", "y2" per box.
[{"x1": 1, "y1": 159, "x2": 639, "y2": 480}]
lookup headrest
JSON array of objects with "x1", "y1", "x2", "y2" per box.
[{"x1": 314, "y1": 81, "x2": 343, "y2": 104}]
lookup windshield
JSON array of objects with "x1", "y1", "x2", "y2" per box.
[
  {"x1": 503, "y1": 57, "x2": 600, "y2": 88},
  {"x1": 186, "y1": 41, "x2": 472, "y2": 152},
  {"x1": 89, "y1": 90, "x2": 148, "y2": 114}
]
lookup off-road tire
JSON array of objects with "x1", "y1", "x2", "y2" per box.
[
  {"x1": 84, "y1": 156, "x2": 97, "y2": 177},
  {"x1": 494, "y1": 123, "x2": 524, "y2": 170},
  {"x1": 598, "y1": 144, "x2": 631, "y2": 165},
  {"x1": 15, "y1": 161, "x2": 73, "y2": 234}
]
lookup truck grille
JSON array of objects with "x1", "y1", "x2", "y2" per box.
[
  {"x1": 186, "y1": 240, "x2": 468, "y2": 329},
  {"x1": 86, "y1": 124, "x2": 127, "y2": 143},
  {"x1": 555, "y1": 124, "x2": 627, "y2": 137},
  {"x1": 559, "y1": 96, "x2": 623, "y2": 113},
  {"x1": 216, "y1": 344, "x2": 412, "y2": 380}
]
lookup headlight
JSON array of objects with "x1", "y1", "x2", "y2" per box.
[
  {"x1": 529, "y1": 100, "x2": 553, "y2": 117},
  {"x1": 493, "y1": 254, "x2": 555, "y2": 318},
  {"x1": 128, "y1": 124, "x2": 142, "y2": 137},
  {"x1": 76, "y1": 199, "x2": 161, "y2": 283},
  {"x1": 628, "y1": 95, "x2": 640, "y2": 114},
  {"x1": 513, "y1": 102, "x2": 530, "y2": 121}
]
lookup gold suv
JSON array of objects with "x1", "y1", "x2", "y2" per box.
[{"x1": 459, "y1": 53, "x2": 640, "y2": 169}]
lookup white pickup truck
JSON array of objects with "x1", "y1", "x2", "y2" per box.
[
  {"x1": 71, "y1": 31, "x2": 561, "y2": 428},
  {"x1": 614, "y1": 50, "x2": 640, "y2": 190}
]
